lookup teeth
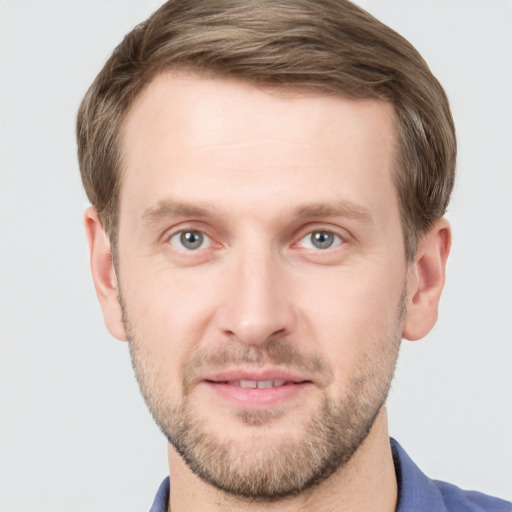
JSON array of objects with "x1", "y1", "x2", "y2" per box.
[
  {"x1": 233, "y1": 380, "x2": 288, "y2": 389},
  {"x1": 257, "y1": 380, "x2": 273, "y2": 389},
  {"x1": 239, "y1": 380, "x2": 258, "y2": 389}
]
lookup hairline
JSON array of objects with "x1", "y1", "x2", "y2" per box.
[{"x1": 106, "y1": 67, "x2": 418, "y2": 263}]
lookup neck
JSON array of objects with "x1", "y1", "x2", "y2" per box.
[{"x1": 165, "y1": 406, "x2": 397, "y2": 512}]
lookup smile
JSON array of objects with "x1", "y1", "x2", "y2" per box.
[
  {"x1": 226, "y1": 379, "x2": 288, "y2": 389},
  {"x1": 201, "y1": 371, "x2": 314, "y2": 409}
]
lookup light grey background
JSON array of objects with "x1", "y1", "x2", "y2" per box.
[{"x1": 1, "y1": 1, "x2": 510, "y2": 510}]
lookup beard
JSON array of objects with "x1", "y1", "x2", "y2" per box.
[{"x1": 122, "y1": 292, "x2": 404, "y2": 502}]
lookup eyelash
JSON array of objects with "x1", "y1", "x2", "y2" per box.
[
  {"x1": 166, "y1": 227, "x2": 345, "y2": 252},
  {"x1": 295, "y1": 230, "x2": 344, "y2": 250},
  {"x1": 168, "y1": 230, "x2": 214, "y2": 251}
]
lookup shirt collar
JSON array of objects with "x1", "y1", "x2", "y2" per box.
[
  {"x1": 391, "y1": 438, "x2": 446, "y2": 511},
  {"x1": 149, "y1": 475, "x2": 170, "y2": 512}
]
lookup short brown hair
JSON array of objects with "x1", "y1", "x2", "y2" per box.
[{"x1": 77, "y1": 0, "x2": 456, "y2": 261}]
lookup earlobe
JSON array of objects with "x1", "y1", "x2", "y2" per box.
[
  {"x1": 84, "y1": 207, "x2": 127, "y2": 341},
  {"x1": 402, "y1": 218, "x2": 451, "y2": 341}
]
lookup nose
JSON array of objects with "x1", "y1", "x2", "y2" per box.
[{"x1": 215, "y1": 247, "x2": 296, "y2": 346}]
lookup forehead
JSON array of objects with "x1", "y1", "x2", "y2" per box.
[{"x1": 119, "y1": 72, "x2": 399, "y2": 227}]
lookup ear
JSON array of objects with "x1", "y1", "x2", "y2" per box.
[
  {"x1": 84, "y1": 207, "x2": 127, "y2": 341},
  {"x1": 402, "y1": 218, "x2": 451, "y2": 341}
]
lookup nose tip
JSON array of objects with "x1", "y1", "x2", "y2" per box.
[
  {"x1": 224, "y1": 316, "x2": 288, "y2": 347},
  {"x1": 216, "y1": 254, "x2": 296, "y2": 346}
]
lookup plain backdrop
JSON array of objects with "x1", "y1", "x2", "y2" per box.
[{"x1": 1, "y1": 1, "x2": 511, "y2": 510}]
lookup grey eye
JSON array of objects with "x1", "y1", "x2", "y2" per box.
[
  {"x1": 311, "y1": 231, "x2": 335, "y2": 249},
  {"x1": 299, "y1": 230, "x2": 342, "y2": 250},
  {"x1": 169, "y1": 230, "x2": 209, "y2": 250}
]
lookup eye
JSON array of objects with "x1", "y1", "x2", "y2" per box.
[
  {"x1": 298, "y1": 230, "x2": 343, "y2": 250},
  {"x1": 169, "y1": 230, "x2": 211, "y2": 250}
]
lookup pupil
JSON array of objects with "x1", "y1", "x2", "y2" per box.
[
  {"x1": 181, "y1": 231, "x2": 203, "y2": 249},
  {"x1": 312, "y1": 231, "x2": 333, "y2": 249}
]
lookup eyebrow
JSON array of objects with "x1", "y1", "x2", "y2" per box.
[
  {"x1": 293, "y1": 201, "x2": 373, "y2": 223},
  {"x1": 140, "y1": 198, "x2": 373, "y2": 226},
  {"x1": 141, "y1": 200, "x2": 214, "y2": 225}
]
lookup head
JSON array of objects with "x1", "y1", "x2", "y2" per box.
[
  {"x1": 77, "y1": 0, "x2": 455, "y2": 263},
  {"x1": 79, "y1": 0, "x2": 454, "y2": 502}
]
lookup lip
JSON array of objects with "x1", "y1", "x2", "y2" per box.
[
  {"x1": 200, "y1": 367, "x2": 315, "y2": 408},
  {"x1": 203, "y1": 368, "x2": 312, "y2": 384}
]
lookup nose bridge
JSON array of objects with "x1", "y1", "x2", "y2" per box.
[{"x1": 218, "y1": 240, "x2": 294, "y2": 345}]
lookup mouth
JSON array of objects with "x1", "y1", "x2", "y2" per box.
[
  {"x1": 200, "y1": 369, "x2": 314, "y2": 408},
  {"x1": 216, "y1": 379, "x2": 297, "y2": 389}
]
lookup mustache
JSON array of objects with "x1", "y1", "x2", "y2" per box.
[{"x1": 182, "y1": 337, "x2": 333, "y2": 388}]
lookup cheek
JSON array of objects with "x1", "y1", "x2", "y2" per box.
[
  {"x1": 297, "y1": 263, "x2": 404, "y2": 369},
  {"x1": 122, "y1": 278, "x2": 213, "y2": 406},
  {"x1": 121, "y1": 262, "x2": 220, "y2": 361},
  {"x1": 302, "y1": 262, "x2": 403, "y2": 321}
]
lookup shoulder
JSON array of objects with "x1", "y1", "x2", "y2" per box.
[
  {"x1": 434, "y1": 480, "x2": 511, "y2": 512},
  {"x1": 391, "y1": 438, "x2": 511, "y2": 512}
]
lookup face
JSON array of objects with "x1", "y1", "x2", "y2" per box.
[{"x1": 116, "y1": 73, "x2": 408, "y2": 499}]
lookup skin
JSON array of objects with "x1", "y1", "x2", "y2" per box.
[{"x1": 86, "y1": 72, "x2": 451, "y2": 511}]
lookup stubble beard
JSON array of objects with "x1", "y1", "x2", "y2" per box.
[{"x1": 122, "y1": 293, "x2": 404, "y2": 501}]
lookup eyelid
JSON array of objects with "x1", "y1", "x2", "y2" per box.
[
  {"x1": 162, "y1": 222, "x2": 219, "y2": 249},
  {"x1": 161, "y1": 223, "x2": 348, "y2": 254},
  {"x1": 168, "y1": 230, "x2": 213, "y2": 250},
  {"x1": 297, "y1": 231, "x2": 343, "y2": 250},
  {"x1": 293, "y1": 224, "x2": 348, "y2": 248}
]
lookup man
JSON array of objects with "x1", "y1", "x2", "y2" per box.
[{"x1": 76, "y1": 0, "x2": 511, "y2": 510}]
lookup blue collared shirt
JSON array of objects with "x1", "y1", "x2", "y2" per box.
[{"x1": 149, "y1": 438, "x2": 511, "y2": 511}]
